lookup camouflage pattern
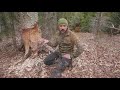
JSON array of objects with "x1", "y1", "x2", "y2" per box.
[{"x1": 48, "y1": 29, "x2": 84, "y2": 59}]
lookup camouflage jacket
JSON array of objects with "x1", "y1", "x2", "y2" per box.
[{"x1": 48, "y1": 30, "x2": 84, "y2": 59}]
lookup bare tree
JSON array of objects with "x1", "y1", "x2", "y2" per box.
[{"x1": 94, "y1": 12, "x2": 102, "y2": 35}]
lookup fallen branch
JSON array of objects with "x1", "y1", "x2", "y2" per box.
[{"x1": 107, "y1": 23, "x2": 120, "y2": 31}]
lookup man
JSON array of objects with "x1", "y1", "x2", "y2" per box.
[{"x1": 44, "y1": 18, "x2": 84, "y2": 78}]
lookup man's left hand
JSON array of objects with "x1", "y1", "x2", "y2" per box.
[{"x1": 62, "y1": 54, "x2": 71, "y2": 59}]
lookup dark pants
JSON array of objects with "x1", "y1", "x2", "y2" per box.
[{"x1": 44, "y1": 51, "x2": 72, "y2": 78}]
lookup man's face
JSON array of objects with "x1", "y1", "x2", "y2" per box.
[{"x1": 58, "y1": 24, "x2": 68, "y2": 33}]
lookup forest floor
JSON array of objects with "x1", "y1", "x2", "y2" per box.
[{"x1": 0, "y1": 32, "x2": 120, "y2": 78}]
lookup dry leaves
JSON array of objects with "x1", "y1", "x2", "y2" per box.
[{"x1": 0, "y1": 32, "x2": 120, "y2": 78}]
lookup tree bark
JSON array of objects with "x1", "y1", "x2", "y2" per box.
[{"x1": 41, "y1": 12, "x2": 57, "y2": 40}]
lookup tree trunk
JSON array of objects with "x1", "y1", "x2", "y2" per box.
[
  {"x1": 95, "y1": 12, "x2": 102, "y2": 35},
  {"x1": 9, "y1": 12, "x2": 17, "y2": 50},
  {"x1": 41, "y1": 12, "x2": 57, "y2": 40},
  {"x1": 5, "y1": 12, "x2": 52, "y2": 78},
  {"x1": 13, "y1": 12, "x2": 23, "y2": 50},
  {"x1": 17, "y1": 12, "x2": 40, "y2": 59}
]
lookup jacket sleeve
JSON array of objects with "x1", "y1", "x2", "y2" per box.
[{"x1": 71, "y1": 34, "x2": 84, "y2": 59}]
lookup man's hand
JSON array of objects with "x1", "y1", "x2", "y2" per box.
[
  {"x1": 45, "y1": 44, "x2": 55, "y2": 53},
  {"x1": 62, "y1": 54, "x2": 71, "y2": 59},
  {"x1": 42, "y1": 39, "x2": 49, "y2": 44},
  {"x1": 39, "y1": 38, "x2": 54, "y2": 52},
  {"x1": 39, "y1": 38, "x2": 49, "y2": 46}
]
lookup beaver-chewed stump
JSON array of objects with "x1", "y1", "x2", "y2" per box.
[{"x1": 4, "y1": 56, "x2": 47, "y2": 78}]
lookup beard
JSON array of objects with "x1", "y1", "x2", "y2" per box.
[
  {"x1": 60, "y1": 29, "x2": 66, "y2": 33},
  {"x1": 60, "y1": 28, "x2": 68, "y2": 33}
]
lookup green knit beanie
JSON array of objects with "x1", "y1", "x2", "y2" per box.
[{"x1": 58, "y1": 18, "x2": 68, "y2": 26}]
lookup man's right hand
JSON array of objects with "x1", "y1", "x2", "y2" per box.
[
  {"x1": 44, "y1": 44, "x2": 55, "y2": 53},
  {"x1": 42, "y1": 38, "x2": 49, "y2": 44}
]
